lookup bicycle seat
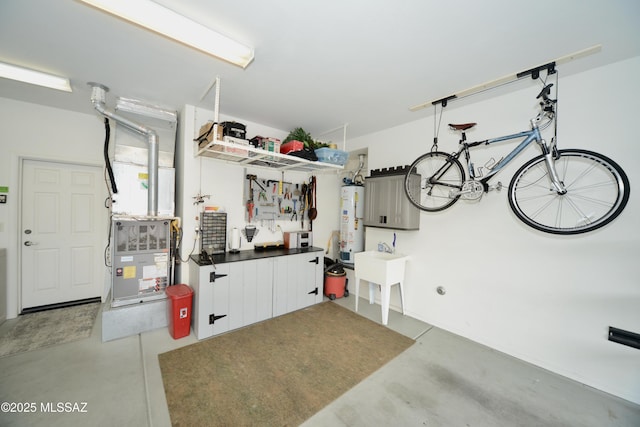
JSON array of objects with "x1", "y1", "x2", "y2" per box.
[{"x1": 449, "y1": 123, "x2": 476, "y2": 131}]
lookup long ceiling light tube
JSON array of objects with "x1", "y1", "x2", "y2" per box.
[
  {"x1": 0, "y1": 61, "x2": 72, "y2": 92},
  {"x1": 78, "y1": 0, "x2": 254, "y2": 68}
]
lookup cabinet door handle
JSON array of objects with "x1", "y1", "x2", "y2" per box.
[
  {"x1": 308, "y1": 287, "x2": 318, "y2": 295},
  {"x1": 209, "y1": 272, "x2": 228, "y2": 282},
  {"x1": 308, "y1": 257, "x2": 319, "y2": 264}
]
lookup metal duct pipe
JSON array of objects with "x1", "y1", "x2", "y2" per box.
[
  {"x1": 351, "y1": 153, "x2": 366, "y2": 184},
  {"x1": 89, "y1": 83, "x2": 159, "y2": 217}
]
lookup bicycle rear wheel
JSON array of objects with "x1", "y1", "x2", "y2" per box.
[
  {"x1": 404, "y1": 151, "x2": 465, "y2": 212},
  {"x1": 508, "y1": 149, "x2": 630, "y2": 234}
]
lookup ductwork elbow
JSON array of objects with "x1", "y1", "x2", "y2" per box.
[{"x1": 88, "y1": 82, "x2": 159, "y2": 217}]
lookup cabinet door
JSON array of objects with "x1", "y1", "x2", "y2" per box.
[
  {"x1": 364, "y1": 177, "x2": 384, "y2": 226},
  {"x1": 273, "y1": 252, "x2": 322, "y2": 317},
  {"x1": 389, "y1": 174, "x2": 420, "y2": 229},
  {"x1": 239, "y1": 257, "x2": 273, "y2": 325},
  {"x1": 190, "y1": 262, "x2": 231, "y2": 340}
]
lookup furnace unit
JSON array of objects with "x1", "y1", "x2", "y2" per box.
[{"x1": 111, "y1": 218, "x2": 171, "y2": 307}]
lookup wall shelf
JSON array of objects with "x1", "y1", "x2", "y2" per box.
[{"x1": 194, "y1": 76, "x2": 344, "y2": 173}]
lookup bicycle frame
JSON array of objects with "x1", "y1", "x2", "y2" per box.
[
  {"x1": 451, "y1": 123, "x2": 566, "y2": 194},
  {"x1": 470, "y1": 127, "x2": 541, "y2": 183}
]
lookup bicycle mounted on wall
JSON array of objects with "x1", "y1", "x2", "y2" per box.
[{"x1": 403, "y1": 63, "x2": 630, "y2": 235}]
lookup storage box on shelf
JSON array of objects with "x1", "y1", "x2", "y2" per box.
[
  {"x1": 315, "y1": 147, "x2": 348, "y2": 166},
  {"x1": 280, "y1": 140, "x2": 304, "y2": 154}
]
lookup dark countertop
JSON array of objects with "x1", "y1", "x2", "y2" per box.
[{"x1": 190, "y1": 246, "x2": 324, "y2": 266}]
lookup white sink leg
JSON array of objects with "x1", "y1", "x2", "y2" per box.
[
  {"x1": 354, "y1": 277, "x2": 360, "y2": 312},
  {"x1": 368, "y1": 282, "x2": 377, "y2": 305},
  {"x1": 381, "y1": 282, "x2": 392, "y2": 325}
]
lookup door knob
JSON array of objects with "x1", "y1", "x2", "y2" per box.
[{"x1": 24, "y1": 241, "x2": 38, "y2": 246}]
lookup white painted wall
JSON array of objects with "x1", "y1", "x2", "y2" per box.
[
  {"x1": 0, "y1": 99, "x2": 109, "y2": 319},
  {"x1": 348, "y1": 57, "x2": 640, "y2": 404}
]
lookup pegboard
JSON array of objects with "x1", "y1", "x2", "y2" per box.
[{"x1": 243, "y1": 173, "x2": 311, "y2": 226}]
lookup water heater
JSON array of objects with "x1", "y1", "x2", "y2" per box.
[{"x1": 340, "y1": 185, "x2": 365, "y2": 263}]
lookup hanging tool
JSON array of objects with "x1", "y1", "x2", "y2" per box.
[
  {"x1": 308, "y1": 176, "x2": 317, "y2": 231},
  {"x1": 300, "y1": 183, "x2": 307, "y2": 228},
  {"x1": 246, "y1": 174, "x2": 261, "y2": 223},
  {"x1": 247, "y1": 200, "x2": 254, "y2": 222},
  {"x1": 279, "y1": 171, "x2": 284, "y2": 195},
  {"x1": 308, "y1": 176, "x2": 317, "y2": 220}
]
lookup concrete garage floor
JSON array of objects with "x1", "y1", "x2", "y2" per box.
[{"x1": 1, "y1": 297, "x2": 638, "y2": 427}]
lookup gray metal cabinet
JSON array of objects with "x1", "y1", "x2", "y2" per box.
[{"x1": 364, "y1": 171, "x2": 420, "y2": 230}]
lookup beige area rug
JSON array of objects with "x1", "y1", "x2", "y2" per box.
[
  {"x1": 159, "y1": 301, "x2": 415, "y2": 426},
  {"x1": 0, "y1": 302, "x2": 101, "y2": 358}
]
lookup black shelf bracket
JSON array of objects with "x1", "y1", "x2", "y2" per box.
[
  {"x1": 516, "y1": 61, "x2": 556, "y2": 80},
  {"x1": 608, "y1": 326, "x2": 640, "y2": 350},
  {"x1": 432, "y1": 94, "x2": 457, "y2": 108}
]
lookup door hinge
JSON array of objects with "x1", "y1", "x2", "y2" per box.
[
  {"x1": 308, "y1": 287, "x2": 318, "y2": 295},
  {"x1": 209, "y1": 313, "x2": 227, "y2": 324},
  {"x1": 308, "y1": 257, "x2": 319, "y2": 264},
  {"x1": 209, "y1": 272, "x2": 228, "y2": 282}
]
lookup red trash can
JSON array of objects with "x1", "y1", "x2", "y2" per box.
[{"x1": 165, "y1": 284, "x2": 193, "y2": 339}]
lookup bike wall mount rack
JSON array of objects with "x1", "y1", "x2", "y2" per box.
[{"x1": 410, "y1": 44, "x2": 601, "y2": 111}]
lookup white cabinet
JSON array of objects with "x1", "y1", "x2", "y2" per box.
[
  {"x1": 273, "y1": 252, "x2": 323, "y2": 317},
  {"x1": 190, "y1": 250, "x2": 322, "y2": 340},
  {"x1": 364, "y1": 172, "x2": 420, "y2": 230},
  {"x1": 190, "y1": 258, "x2": 274, "y2": 340}
]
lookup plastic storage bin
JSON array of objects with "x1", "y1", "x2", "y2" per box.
[
  {"x1": 314, "y1": 147, "x2": 349, "y2": 165},
  {"x1": 165, "y1": 284, "x2": 194, "y2": 339},
  {"x1": 280, "y1": 140, "x2": 305, "y2": 154}
]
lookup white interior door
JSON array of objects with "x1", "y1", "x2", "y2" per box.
[{"x1": 21, "y1": 159, "x2": 106, "y2": 310}]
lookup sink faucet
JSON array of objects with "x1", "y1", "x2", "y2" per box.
[{"x1": 379, "y1": 242, "x2": 394, "y2": 253}]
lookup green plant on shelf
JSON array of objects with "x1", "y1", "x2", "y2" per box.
[{"x1": 283, "y1": 127, "x2": 329, "y2": 150}]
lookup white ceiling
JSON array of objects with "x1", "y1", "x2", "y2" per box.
[{"x1": 1, "y1": 0, "x2": 639, "y2": 139}]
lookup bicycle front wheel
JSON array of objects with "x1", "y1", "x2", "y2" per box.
[
  {"x1": 508, "y1": 149, "x2": 630, "y2": 235},
  {"x1": 404, "y1": 151, "x2": 465, "y2": 212}
]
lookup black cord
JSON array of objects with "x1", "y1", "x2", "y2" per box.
[
  {"x1": 432, "y1": 103, "x2": 444, "y2": 152},
  {"x1": 103, "y1": 118, "x2": 118, "y2": 194}
]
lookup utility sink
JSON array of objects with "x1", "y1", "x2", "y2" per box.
[
  {"x1": 354, "y1": 251, "x2": 409, "y2": 285},
  {"x1": 354, "y1": 251, "x2": 410, "y2": 325}
]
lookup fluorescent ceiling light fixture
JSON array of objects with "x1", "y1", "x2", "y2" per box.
[
  {"x1": 0, "y1": 61, "x2": 72, "y2": 92},
  {"x1": 79, "y1": 0, "x2": 254, "y2": 68}
]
